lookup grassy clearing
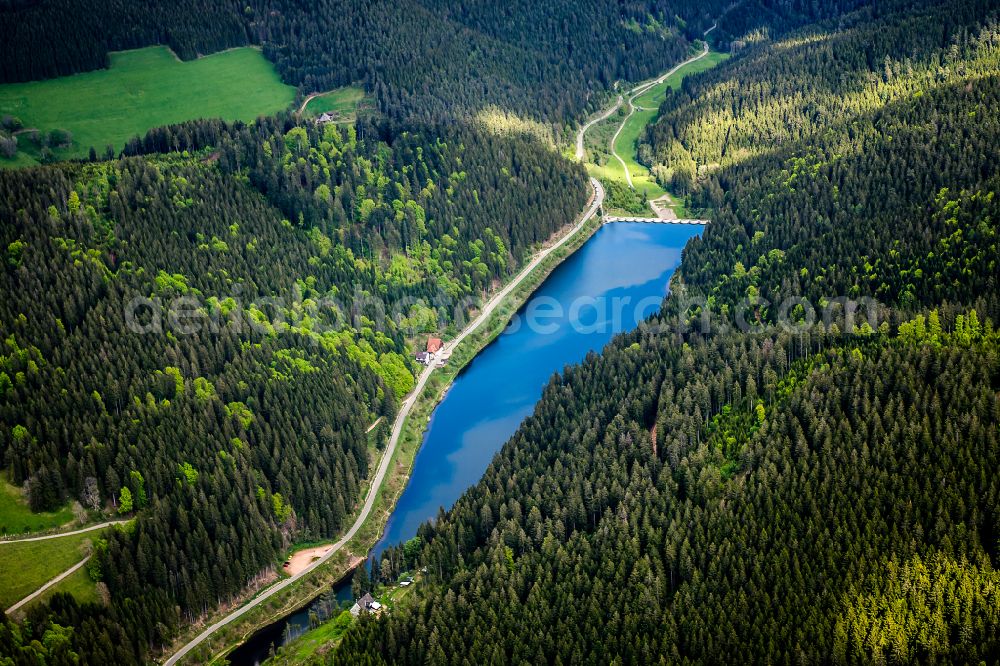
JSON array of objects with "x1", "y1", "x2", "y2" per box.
[
  {"x1": 586, "y1": 161, "x2": 623, "y2": 183},
  {"x1": 612, "y1": 103, "x2": 668, "y2": 198},
  {"x1": 0, "y1": 472, "x2": 74, "y2": 536},
  {"x1": 0, "y1": 45, "x2": 295, "y2": 167},
  {"x1": 612, "y1": 52, "x2": 730, "y2": 201},
  {"x1": 0, "y1": 532, "x2": 93, "y2": 609},
  {"x1": 632, "y1": 50, "x2": 729, "y2": 108},
  {"x1": 275, "y1": 610, "x2": 353, "y2": 664},
  {"x1": 302, "y1": 86, "x2": 366, "y2": 121},
  {"x1": 269, "y1": 573, "x2": 421, "y2": 664},
  {"x1": 0, "y1": 151, "x2": 37, "y2": 169},
  {"x1": 584, "y1": 48, "x2": 729, "y2": 215},
  {"x1": 30, "y1": 562, "x2": 99, "y2": 609}
]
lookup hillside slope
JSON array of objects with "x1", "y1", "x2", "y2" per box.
[
  {"x1": 0, "y1": 118, "x2": 586, "y2": 662},
  {"x1": 1, "y1": 0, "x2": 879, "y2": 125},
  {"x1": 335, "y1": 1, "x2": 1000, "y2": 663}
]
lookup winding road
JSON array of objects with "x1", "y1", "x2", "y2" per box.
[
  {"x1": 574, "y1": 95, "x2": 623, "y2": 161},
  {"x1": 163, "y1": 176, "x2": 605, "y2": 666},
  {"x1": 165, "y1": 24, "x2": 717, "y2": 664},
  {"x1": 576, "y1": 21, "x2": 718, "y2": 189},
  {"x1": 610, "y1": 39, "x2": 711, "y2": 188}
]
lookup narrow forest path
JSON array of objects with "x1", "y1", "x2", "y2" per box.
[
  {"x1": 2, "y1": 519, "x2": 129, "y2": 543},
  {"x1": 5, "y1": 557, "x2": 89, "y2": 615},
  {"x1": 297, "y1": 92, "x2": 322, "y2": 116}
]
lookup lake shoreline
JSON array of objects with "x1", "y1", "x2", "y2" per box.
[
  {"x1": 236, "y1": 220, "x2": 703, "y2": 665},
  {"x1": 186, "y1": 180, "x2": 704, "y2": 665},
  {"x1": 167, "y1": 182, "x2": 606, "y2": 665}
]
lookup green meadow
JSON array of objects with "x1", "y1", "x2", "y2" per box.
[
  {"x1": 631, "y1": 50, "x2": 730, "y2": 109},
  {"x1": 0, "y1": 531, "x2": 94, "y2": 609},
  {"x1": 0, "y1": 472, "x2": 74, "y2": 535},
  {"x1": 302, "y1": 86, "x2": 366, "y2": 120},
  {"x1": 585, "y1": 48, "x2": 728, "y2": 213},
  {"x1": 30, "y1": 563, "x2": 99, "y2": 609},
  {"x1": 0, "y1": 46, "x2": 295, "y2": 167},
  {"x1": 612, "y1": 50, "x2": 730, "y2": 200}
]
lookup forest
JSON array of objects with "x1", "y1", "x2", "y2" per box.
[
  {"x1": 0, "y1": 114, "x2": 586, "y2": 661},
  {"x1": 0, "y1": 0, "x2": 874, "y2": 126},
  {"x1": 334, "y1": 0, "x2": 1000, "y2": 663},
  {"x1": 0, "y1": 0, "x2": 696, "y2": 125},
  {"x1": 1, "y1": 0, "x2": 998, "y2": 663}
]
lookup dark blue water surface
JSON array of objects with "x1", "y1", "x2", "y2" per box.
[
  {"x1": 227, "y1": 222, "x2": 701, "y2": 665},
  {"x1": 372, "y1": 222, "x2": 702, "y2": 557},
  {"x1": 227, "y1": 575, "x2": 355, "y2": 666}
]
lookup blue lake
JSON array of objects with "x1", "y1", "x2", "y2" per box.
[
  {"x1": 372, "y1": 221, "x2": 702, "y2": 557},
  {"x1": 227, "y1": 221, "x2": 702, "y2": 665}
]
